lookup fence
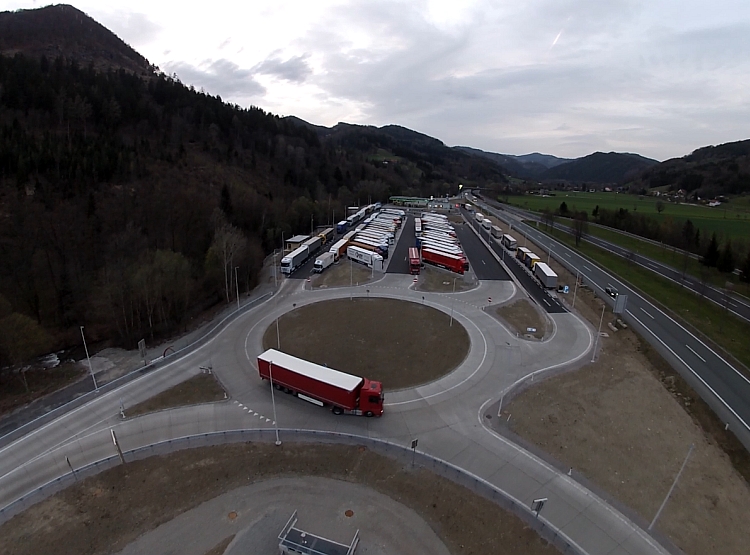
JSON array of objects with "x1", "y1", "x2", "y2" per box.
[{"x1": 0, "y1": 429, "x2": 585, "y2": 555}]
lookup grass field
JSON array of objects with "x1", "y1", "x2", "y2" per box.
[
  {"x1": 505, "y1": 192, "x2": 750, "y2": 243},
  {"x1": 532, "y1": 223, "x2": 750, "y2": 373},
  {"x1": 551, "y1": 218, "x2": 750, "y2": 297}
]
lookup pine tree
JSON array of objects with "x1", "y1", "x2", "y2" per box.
[
  {"x1": 717, "y1": 240, "x2": 735, "y2": 274},
  {"x1": 703, "y1": 233, "x2": 720, "y2": 267}
]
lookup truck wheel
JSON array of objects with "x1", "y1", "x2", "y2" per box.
[
  {"x1": 365, "y1": 411, "x2": 374, "y2": 417},
  {"x1": 332, "y1": 407, "x2": 343, "y2": 415}
]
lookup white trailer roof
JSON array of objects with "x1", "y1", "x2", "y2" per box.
[
  {"x1": 259, "y1": 349, "x2": 363, "y2": 391},
  {"x1": 534, "y1": 262, "x2": 557, "y2": 278},
  {"x1": 330, "y1": 238, "x2": 348, "y2": 250}
]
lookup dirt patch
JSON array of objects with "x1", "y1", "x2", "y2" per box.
[
  {"x1": 203, "y1": 535, "x2": 235, "y2": 555},
  {"x1": 311, "y1": 261, "x2": 374, "y2": 289},
  {"x1": 493, "y1": 299, "x2": 548, "y2": 340},
  {"x1": 262, "y1": 298, "x2": 470, "y2": 390},
  {"x1": 501, "y1": 227, "x2": 750, "y2": 555},
  {"x1": 0, "y1": 444, "x2": 558, "y2": 555},
  {"x1": 416, "y1": 266, "x2": 477, "y2": 293},
  {"x1": 126, "y1": 373, "x2": 226, "y2": 418}
]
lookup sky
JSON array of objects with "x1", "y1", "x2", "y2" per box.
[{"x1": 4, "y1": 1, "x2": 750, "y2": 161}]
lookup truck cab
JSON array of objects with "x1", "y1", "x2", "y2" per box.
[{"x1": 358, "y1": 379, "x2": 384, "y2": 416}]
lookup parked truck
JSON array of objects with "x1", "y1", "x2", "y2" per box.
[
  {"x1": 491, "y1": 225, "x2": 503, "y2": 239},
  {"x1": 336, "y1": 220, "x2": 348, "y2": 234},
  {"x1": 534, "y1": 262, "x2": 558, "y2": 288},
  {"x1": 280, "y1": 245, "x2": 309, "y2": 275},
  {"x1": 302, "y1": 235, "x2": 323, "y2": 257},
  {"x1": 314, "y1": 251, "x2": 335, "y2": 273},
  {"x1": 257, "y1": 349, "x2": 384, "y2": 417},
  {"x1": 347, "y1": 245, "x2": 384, "y2": 270},
  {"x1": 474, "y1": 212, "x2": 484, "y2": 223},
  {"x1": 481, "y1": 218, "x2": 492, "y2": 230},
  {"x1": 501, "y1": 234, "x2": 517, "y2": 250},
  {"x1": 317, "y1": 227, "x2": 335, "y2": 245},
  {"x1": 408, "y1": 247, "x2": 421, "y2": 275},
  {"x1": 421, "y1": 247, "x2": 466, "y2": 274},
  {"x1": 329, "y1": 238, "x2": 349, "y2": 261}
]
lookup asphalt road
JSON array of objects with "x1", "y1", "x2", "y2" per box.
[
  {"x1": 496, "y1": 203, "x2": 750, "y2": 324},
  {"x1": 386, "y1": 213, "x2": 416, "y2": 275},
  {"x1": 452, "y1": 222, "x2": 511, "y2": 281},
  {"x1": 476, "y1": 199, "x2": 750, "y2": 449},
  {"x1": 461, "y1": 212, "x2": 566, "y2": 314}
]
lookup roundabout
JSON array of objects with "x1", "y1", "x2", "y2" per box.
[
  {"x1": 0, "y1": 269, "x2": 670, "y2": 555},
  {"x1": 261, "y1": 297, "x2": 470, "y2": 390}
]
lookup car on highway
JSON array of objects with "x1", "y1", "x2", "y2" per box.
[{"x1": 605, "y1": 286, "x2": 619, "y2": 298}]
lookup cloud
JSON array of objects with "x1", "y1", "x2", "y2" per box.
[
  {"x1": 254, "y1": 54, "x2": 312, "y2": 82},
  {"x1": 96, "y1": 11, "x2": 161, "y2": 48},
  {"x1": 164, "y1": 59, "x2": 266, "y2": 98}
]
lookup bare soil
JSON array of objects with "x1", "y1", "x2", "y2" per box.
[
  {"x1": 416, "y1": 266, "x2": 477, "y2": 293},
  {"x1": 126, "y1": 373, "x2": 226, "y2": 418},
  {"x1": 493, "y1": 299, "x2": 548, "y2": 340},
  {"x1": 503, "y1": 230, "x2": 750, "y2": 555},
  {"x1": 311, "y1": 261, "x2": 374, "y2": 289},
  {"x1": 262, "y1": 298, "x2": 470, "y2": 390},
  {"x1": 0, "y1": 444, "x2": 558, "y2": 555}
]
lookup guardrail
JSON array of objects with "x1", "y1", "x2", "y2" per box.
[{"x1": 0, "y1": 429, "x2": 585, "y2": 555}]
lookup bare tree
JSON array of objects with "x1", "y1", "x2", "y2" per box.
[{"x1": 573, "y1": 211, "x2": 588, "y2": 247}]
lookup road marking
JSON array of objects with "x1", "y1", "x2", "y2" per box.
[
  {"x1": 543, "y1": 299, "x2": 551, "y2": 307},
  {"x1": 583, "y1": 265, "x2": 592, "y2": 271},
  {"x1": 685, "y1": 344, "x2": 706, "y2": 363},
  {"x1": 648, "y1": 262, "x2": 659, "y2": 269},
  {"x1": 627, "y1": 310, "x2": 750, "y2": 431},
  {"x1": 564, "y1": 253, "x2": 571, "y2": 258},
  {"x1": 640, "y1": 307, "x2": 655, "y2": 319}
]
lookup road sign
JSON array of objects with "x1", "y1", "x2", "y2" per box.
[
  {"x1": 411, "y1": 439, "x2": 418, "y2": 449},
  {"x1": 563, "y1": 285, "x2": 569, "y2": 294},
  {"x1": 138, "y1": 338, "x2": 146, "y2": 359},
  {"x1": 614, "y1": 294, "x2": 628, "y2": 315},
  {"x1": 531, "y1": 497, "x2": 547, "y2": 517},
  {"x1": 488, "y1": 297, "x2": 492, "y2": 304}
]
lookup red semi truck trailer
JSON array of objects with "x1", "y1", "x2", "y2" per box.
[
  {"x1": 421, "y1": 247, "x2": 467, "y2": 274},
  {"x1": 257, "y1": 349, "x2": 384, "y2": 417},
  {"x1": 408, "y1": 247, "x2": 421, "y2": 275}
]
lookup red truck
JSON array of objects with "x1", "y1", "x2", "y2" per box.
[
  {"x1": 257, "y1": 349, "x2": 384, "y2": 417},
  {"x1": 421, "y1": 247, "x2": 467, "y2": 274},
  {"x1": 408, "y1": 247, "x2": 421, "y2": 275}
]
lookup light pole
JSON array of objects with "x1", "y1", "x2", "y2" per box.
[
  {"x1": 449, "y1": 277, "x2": 456, "y2": 327},
  {"x1": 273, "y1": 250, "x2": 277, "y2": 289},
  {"x1": 591, "y1": 304, "x2": 605, "y2": 363},
  {"x1": 80, "y1": 326, "x2": 97, "y2": 391},
  {"x1": 573, "y1": 269, "x2": 580, "y2": 309},
  {"x1": 547, "y1": 244, "x2": 552, "y2": 265},
  {"x1": 350, "y1": 257, "x2": 353, "y2": 300},
  {"x1": 234, "y1": 266, "x2": 240, "y2": 311},
  {"x1": 268, "y1": 360, "x2": 281, "y2": 446}
]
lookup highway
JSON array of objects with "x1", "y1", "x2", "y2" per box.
[
  {"x1": 496, "y1": 202, "x2": 750, "y2": 324},
  {"x1": 474, "y1": 197, "x2": 750, "y2": 450}
]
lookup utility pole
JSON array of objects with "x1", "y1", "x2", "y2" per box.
[
  {"x1": 572, "y1": 269, "x2": 579, "y2": 308},
  {"x1": 591, "y1": 304, "x2": 605, "y2": 363},
  {"x1": 450, "y1": 277, "x2": 456, "y2": 327},
  {"x1": 649, "y1": 444, "x2": 694, "y2": 530},
  {"x1": 80, "y1": 326, "x2": 97, "y2": 391},
  {"x1": 234, "y1": 266, "x2": 240, "y2": 311},
  {"x1": 268, "y1": 360, "x2": 281, "y2": 446}
]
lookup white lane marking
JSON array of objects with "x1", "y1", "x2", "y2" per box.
[
  {"x1": 627, "y1": 310, "x2": 749, "y2": 431},
  {"x1": 543, "y1": 299, "x2": 551, "y2": 307},
  {"x1": 583, "y1": 265, "x2": 592, "y2": 271},
  {"x1": 564, "y1": 253, "x2": 571, "y2": 258},
  {"x1": 685, "y1": 344, "x2": 707, "y2": 363},
  {"x1": 648, "y1": 262, "x2": 659, "y2": 269},
  {"x1": 640, "y1": 307, "x2": 654, "y2": 319}
]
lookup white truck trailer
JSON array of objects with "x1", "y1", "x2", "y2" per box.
[
  {"x1": 347, "y1": 245, "x2": 384, "y2": 270},
  {"x1": 314, "y1": 251, "x2": 335, "y2": 273},
  {"x1": 534, "y1": 262, "x2": 558, "y2": 288},
  {"x1": 281, "y1": 245, "x2": 309, "y2": 275}
]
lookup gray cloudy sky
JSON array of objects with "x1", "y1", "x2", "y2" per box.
[{"x1": 5, "y1": 1, "x2": 750, "y2": 160}]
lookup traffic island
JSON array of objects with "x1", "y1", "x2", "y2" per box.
[{"x1": 262, "y1": 298, "x2": 470, "y2": 390}]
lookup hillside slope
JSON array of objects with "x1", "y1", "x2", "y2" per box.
[{"x1": 542, "y1": 151, "x2": 658, "y2": 184}]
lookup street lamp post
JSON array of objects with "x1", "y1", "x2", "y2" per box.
[
  {"x1": 591, "y1": 305, "x2": 606, "y2": 363},
  {"x1": 80, "y1": 326, "x2": 97, "y2": 391},
  {"x1": 268, "y1": 360, "x2": 281, "y2": 445},
  {"x1": 234, "y1": 266, "x2": 240, "y2": 311},
  {"x1": 273, "y1": 250, "x2": 277, "y2": 289},
  {"x1": 573, "y1": 269, "x2": 580, "y2": 309},
  {"x1": 350, "y1": 257, "x2": 353, "y2": 300},
  {"x1": 449, "y1": 277, "x2": 456, "y2": 327}
]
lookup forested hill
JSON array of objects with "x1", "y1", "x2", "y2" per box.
[
  {"x1": 628, "y1": 139, "x2": 750, "y2": 198},
  {"x1": 540, "y1": 151, "x2": 658, "y2": 184},
  {"x1": 0, "y1": 5, "x2": 151, "y2": 75},
  {"x1": 0, "y1": 6, "x2": 509, "y2": 364}
]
